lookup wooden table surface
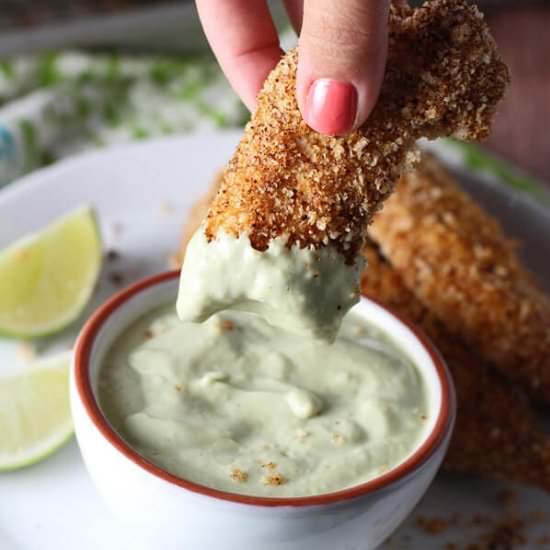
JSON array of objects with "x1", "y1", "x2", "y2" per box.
[{"x1": 486, "y1": 5, "x2": 550, "y2": 184}]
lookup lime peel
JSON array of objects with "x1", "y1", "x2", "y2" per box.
[
  {"x1": 0, "y1": 352, "x2": 73, "y2": 472},
  {"x1": 0, "y1": 205, "x2": 102, "y2": 338}
]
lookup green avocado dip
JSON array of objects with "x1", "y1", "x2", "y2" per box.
[
  {"x1": 98, "y1": 305, "x2": 429, "y2": 497},
  {"x1": 177, "y1": 228, "x2": 363, "y2": 342}
]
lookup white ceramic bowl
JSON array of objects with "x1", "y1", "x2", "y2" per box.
[{"x1": 71, "y1": 271, "x2": 456, "y2": 550}]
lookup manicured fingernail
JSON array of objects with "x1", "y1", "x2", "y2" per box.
[{"x1": 305, "y1": 79, "x2": 358, "y2": 135}]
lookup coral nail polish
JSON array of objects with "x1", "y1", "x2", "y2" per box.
[{"x1": 305, "y1": 79, "x2": 358, "y2": 135}]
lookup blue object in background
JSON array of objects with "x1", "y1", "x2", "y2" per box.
[{"x1": 0, "y1": 126, "x2": 17, "y2": 188}]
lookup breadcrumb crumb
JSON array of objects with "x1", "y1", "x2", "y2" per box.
[
  {"x1": 416, "y1": 516, "x2": 450, "y2": 535},
  {"x1": 263, "y1": 473, "x2": 287, "y2": 486},
  {"x1": 219, "y1": 319, "x2": 235, "y2": 332},
  {"x1": 230, "y1": 468, "x2": 248, "y2": 483}
]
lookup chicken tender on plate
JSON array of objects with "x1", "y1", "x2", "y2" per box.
[
  {"x1": 361, "y1": 242, "x2": 550, "y2": 491},
  {"x1": 370, "y1": 154, "x2": 550, "y2": 402}
]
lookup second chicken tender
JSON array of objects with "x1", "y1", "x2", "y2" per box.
[
  {"x1": 370, "y1": 155, "x2": 550, "y2": 402},
  {"x1": 361, "y1": 243, "x2": 550, "y2": 491}
]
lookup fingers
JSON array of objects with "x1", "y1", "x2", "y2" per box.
[
  {"x1": 297, "y1": 0, "x2": 390, "y2": 135},
  {"x1": 197, "y1": 0, "x2": 391, "y2": 129},
  {"x1": 196, "y1": 0, "x2": 283, "y2": 111}
]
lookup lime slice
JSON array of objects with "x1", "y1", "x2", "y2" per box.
[
  {"x1": 0, "y1": 206, "x2": 102, "y2": 338},
  {"x1": 0, "y1": 352, "x2": 73, "y2": 471}
]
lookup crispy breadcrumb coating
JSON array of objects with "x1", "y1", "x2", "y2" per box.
[
  {"x1": 361, "y1": 243, "x2": 550, "y2": 491},
  {"x1": 177, "y1": 171, "x2": 222, "y2": 265},
  {"x1": 369, "y1": 154, "x2": 550, "y2": 401},
  {"x1": 204, "y1": 0, "x2": 509, "y2": 264}
]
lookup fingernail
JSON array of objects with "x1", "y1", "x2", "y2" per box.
[{"x1": 305, "y1": 79, "x2": 358, "y2": 135}]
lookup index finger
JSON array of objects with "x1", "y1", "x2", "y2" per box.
[{"x1": 196, "y1": 0, "x2": 284, "y2": 111}]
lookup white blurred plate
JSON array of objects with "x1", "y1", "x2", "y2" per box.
[{"x1": 0, "y1": 132, "x2": 549, "y2": 550}]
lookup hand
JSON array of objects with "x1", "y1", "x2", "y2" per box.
[{"x1": 196, "y1": 0, "x2": 392, "y2": 136}]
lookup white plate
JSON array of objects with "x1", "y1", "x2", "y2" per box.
[{"x1": 1, "y1": 132, "x2": 549, "y2": 550}]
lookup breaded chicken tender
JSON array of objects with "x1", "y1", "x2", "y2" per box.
[
  {"x1": 204, "y1": 0, "x2": 509, "y2": 264},
  {"x1": 177, "y1": 171, "x2": 222, "y2": 265},
  {"x1": 369, "y1": 155, "x2": 550, "y2": 402},
  {"x1": 361, "y1": 243, "x2": 550, "y2": 491}
]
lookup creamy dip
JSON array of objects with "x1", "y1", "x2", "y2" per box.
[
  {"x1": 99, "y1": 306, "x2": 429, "y2": 497},
  {"x1": 177, "y1": 228, "x2": 363, "y2": 341}
]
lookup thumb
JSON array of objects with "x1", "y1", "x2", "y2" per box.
[{"x1": 297, "y1": 0, "x2": 390, "y2": 135}]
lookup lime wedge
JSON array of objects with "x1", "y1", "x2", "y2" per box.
[
  {"x1": 0, "y1": 352, "x2": 73, "y2": 471},
  {"x1": 0, "y1": 206, "x2": 102, "y2": 338}
]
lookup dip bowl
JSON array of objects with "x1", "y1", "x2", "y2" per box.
[{"x1": 71, "y1": 271, "x2": 456, "y2": 550}]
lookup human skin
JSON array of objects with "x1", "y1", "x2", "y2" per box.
[{"x1": 195, "y1": 0, "x2": 393, "y2": 136}]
